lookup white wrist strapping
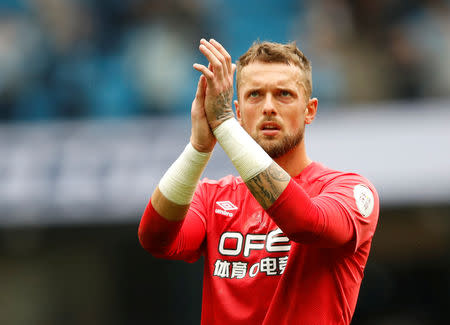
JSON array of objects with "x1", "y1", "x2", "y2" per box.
[
  {"x1": 213, "y1": 118, "x2": 272, "y2": 182},
  {"x1": 158, "y1": 143, "x2": 211, "y2": 205}
]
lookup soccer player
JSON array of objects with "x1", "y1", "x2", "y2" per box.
[{"x1": 138, "y1": 39, "x2": 379, "y2": 324}]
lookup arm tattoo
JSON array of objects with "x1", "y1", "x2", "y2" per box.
[
  {"x1": 245, "y1": 162, "x2": 290, "y2": 210},
  {"x1": 212, "y1": 89, "x2": 234, "y2": 123}
]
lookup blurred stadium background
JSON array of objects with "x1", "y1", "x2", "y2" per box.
[{"x1": 0, "y1": 0, "x2": 449, "y2": 324}]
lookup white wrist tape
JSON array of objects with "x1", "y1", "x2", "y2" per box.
[
  {"x1": 158, "y1": 143, "x2": 211, "y2": 205},
  {"x1": 213, "y1": 118, "x2": 272, "y2": 182}
]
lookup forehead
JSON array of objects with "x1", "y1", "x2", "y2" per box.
[{"x1": 239, "y1": 61, "x2": 304, "y2": 90}]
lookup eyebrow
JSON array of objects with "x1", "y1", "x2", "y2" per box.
[{"x1": 243, "y1": 84, "x2": 298, "y2": 93}]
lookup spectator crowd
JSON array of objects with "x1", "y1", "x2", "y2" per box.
[{"x1": 0, "y1": 0, "x2": 449, "y2": 121}]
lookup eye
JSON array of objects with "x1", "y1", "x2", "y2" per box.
[
  {"x1": 249, "y1": 91, "x2": 259, "y2": 98},
  {"x1": 280, "y1": 90, "x2": 291, "y2": 97}
]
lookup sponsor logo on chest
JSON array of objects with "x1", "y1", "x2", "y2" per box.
[{"x1": 213, "y1": 228, "x2": 291, "y2": 279}]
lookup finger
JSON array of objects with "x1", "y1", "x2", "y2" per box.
[
  {"x1": 232, "y1": 63, "x2": 236, "y2": 75},
  {"x1": 199, "y1": 41, "x2": 225, "y2": 78},
  {"x1": 193, "y1": 63, "x2": 214, "y2": 80},
  {"x1": 207, "y1": 63, "x2": 215, "y2": 84},
  {"x1": 201, "y1": 38, "x2": 226, "y2": 62},
  {"x1": 202, "y1": 38, "x2": 229, "y2": 76},
  {"x1": 210, "y1": 39, "x2": 232, "y2": 76},
  {"x1": 199, "y1": 42, "x2": 223, "y2": 75}
]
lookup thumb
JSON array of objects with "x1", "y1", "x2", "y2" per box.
[
  {"x1": 200, "y1": 75, "x2": 207, "y2": 96},
  {"x1": 195, "y1": 75, "x2": 206, "y2": 99}
]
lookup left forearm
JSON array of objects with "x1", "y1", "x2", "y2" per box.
[
  {"x1": 245, "y1": 162, "x2": 290, "y2": 210},
  {"x1": 213, "y1": 118, "x2": 291, "y2": 210}
]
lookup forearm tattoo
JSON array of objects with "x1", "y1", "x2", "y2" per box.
[
  {"x1": 212, "y1": 88, "x2": 234, "y2": 123},
  {"x1": 245, "y1": 162, "x2": 291, "y2": 210}
]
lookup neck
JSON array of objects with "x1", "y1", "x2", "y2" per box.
[{"x1": 273, "y1": 140, "x2": 312, "y2": 177}]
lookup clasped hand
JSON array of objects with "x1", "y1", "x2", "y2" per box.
[{"x1": 190, "y1": 39, "x2": 236, "y2": 153}]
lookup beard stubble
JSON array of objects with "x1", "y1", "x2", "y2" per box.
[{"x1": 252, "y1": 127, "x2": 304, "y2": 159}]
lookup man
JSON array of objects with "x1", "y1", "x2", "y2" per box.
[{"x1": 138, "y1": 39, "x2": 379, "y2": 324}]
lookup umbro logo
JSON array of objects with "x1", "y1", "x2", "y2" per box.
[
  {"x1": 216, "y1": 201, "x2": 238, "y2": 211},
  {"x1": 215, "y1": 201, "x2": 238, "y2": 217}
]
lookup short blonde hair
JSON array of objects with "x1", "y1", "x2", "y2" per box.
[{"x1": 236, "y1": 41, "x2": 312, "y2": 98}]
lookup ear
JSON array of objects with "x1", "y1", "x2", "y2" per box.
[
  {"x1": 305, "y1": 98, "x2": 318, "y2": 125},
  {"x1": 234, "y1": 100, "x2": 242, "y2": 123}
]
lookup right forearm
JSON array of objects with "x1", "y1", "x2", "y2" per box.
[
  {"x1": 152, "y1": 142, "x2": 212, "y2": 221},
  {"x1": 138, "y1": 197, "x2": 185, "y2": 254},
  {"x1": 151, "y1": 187, "x2": 190, "y2": 221},
  {"x1": 139, "y1": 56, "x2": 215, "y2": 257},
  {"x1": 139, "y1": 142, "x2": 210, "y2": 253},
  {"x1": 139, "y1": 197, "x2": 206, "y2": 261}
]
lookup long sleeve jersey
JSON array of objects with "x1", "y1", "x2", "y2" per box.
[{"x1": 139, "y1": 162, "x2": 379, "y2": 325}]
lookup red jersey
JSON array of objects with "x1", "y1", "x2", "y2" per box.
[{"x1": 139, "y1": 162, "x2": 379, "y2": 324}]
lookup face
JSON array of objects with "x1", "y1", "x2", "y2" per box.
[{"x1": 236, "y1": 62, "x2": 317, "y2": 158}]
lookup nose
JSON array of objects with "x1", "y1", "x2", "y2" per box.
[{"x1": 262, "y1": 94, "x2": 277, "y2": 116}]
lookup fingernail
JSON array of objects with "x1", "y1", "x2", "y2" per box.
[{"x1": 210, "y1": 38, "x2": 215, "y2": 43}]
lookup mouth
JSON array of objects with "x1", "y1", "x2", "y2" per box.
[{"x1": 260, "y1": 122, "x2": 281, "y2": 136}]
